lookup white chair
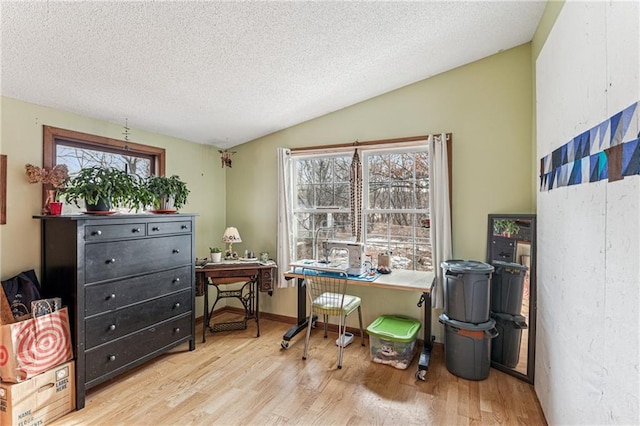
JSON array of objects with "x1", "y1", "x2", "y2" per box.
[{"x1": 302, "y1": 268, "x2": 365, "y2": 368}]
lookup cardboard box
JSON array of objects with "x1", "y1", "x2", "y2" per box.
[
  {"x1": 0, "y1": 308, "x2": 73, "y2": 383},
  {"x1": 0, "y1": 361, "x2": 75, "y2": 426}
]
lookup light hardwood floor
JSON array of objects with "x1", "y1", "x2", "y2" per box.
[{"x1": 52, "y1": 313, "x2": 547, "y2": 425}]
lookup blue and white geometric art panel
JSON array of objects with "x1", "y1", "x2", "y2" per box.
[{"x1": 540, "y1": 101, "x2": 640, "y2": 191}]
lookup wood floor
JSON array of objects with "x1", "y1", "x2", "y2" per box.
[{"x1": 52, "y1": 313, "x2": 547, "y2": 425}]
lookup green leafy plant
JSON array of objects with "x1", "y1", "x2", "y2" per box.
[
  {"x1": 494, "y1": 219, "x2": 520, "y2": 237},
  {"x1": 209, "y1": 247, "x2": 223, "y2": 253},
  {"x1": 144, "y1": 175, "x2": 190, "y2": 210},
  {"x1": 61, "y1": 166, "x2": 149, "y2": 211}
]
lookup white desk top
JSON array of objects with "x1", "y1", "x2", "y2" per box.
[{"x1": 284, "y1": 269, "x2": 433, "y2": 293}]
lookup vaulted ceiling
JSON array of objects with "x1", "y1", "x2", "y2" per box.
[{"x1": 1, "y1": 1, "x2": 546, "y2": 149}]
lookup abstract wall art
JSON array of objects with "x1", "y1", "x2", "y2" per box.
[{"x1": 539, "y1": 101, "x2": 639, "y2": 191}]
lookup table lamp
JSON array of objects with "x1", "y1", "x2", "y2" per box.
[{"x1": 222, "y1": 227, "x2": 242, "y2": 259}]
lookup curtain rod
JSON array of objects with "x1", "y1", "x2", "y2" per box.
[{"x1": 289, "y1": 133, "x2": 452, "y2": 153}]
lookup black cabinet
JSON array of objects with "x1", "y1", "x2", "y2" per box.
[
  {"x1": 36, "y1": 214, "x2": 196, "y2": 409},
  {"x1": 489, "y1": 235, "x2": 518, "y2": 263}
]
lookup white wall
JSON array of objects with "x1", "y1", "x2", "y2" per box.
[{"x1": 536, "y1": 2, "x2": 639, "y2": 424}]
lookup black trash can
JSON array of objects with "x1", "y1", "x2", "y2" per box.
[
  {"x1": 490, "y1": 312, "x2": 528, "y2": 368},
  {"x1": 441, "y1": 260, "x2": 494, "y2": 324},
  {"x1": 490, "y1": 261, "x2": 528, "y2": 315}
]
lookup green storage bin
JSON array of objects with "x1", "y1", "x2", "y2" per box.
[{"x1": 366, "y1": 315, "x2": 421, "y2": 369}]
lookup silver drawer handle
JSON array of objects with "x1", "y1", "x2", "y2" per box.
[
  {"x1": 174, "y1": 302, "x2": 181, "y2": 309},
  {"x1": 152, "y1": 226, "x2": 160, "y2": 231},
  {"x1": 181, "y1": 225, "x2": 188, "y2": 229},
  {"x1": 109, "y1": 324, "x2": 116, "y2": 331},
  {"x1": 92, "y1": 230, "x2": 102, "y2": 236},
  {"x1": 173, "y1": 278, "x2": 180, "y2": 283},
  {"x1": 173, "y1": 249, "x2": 180, "y2": 254},
  {"x1": 106, "y1": 258, "x2": 116, "y2": 264},
  {"x1": 108, "y1": 355, "x2": 116, "y2": 362},
  {"x1": 132, "y1": 228, "x2": 141, "y2": 233},
  {"x1": 175, "y1": 327, "x2": 181, "y2": 333}
]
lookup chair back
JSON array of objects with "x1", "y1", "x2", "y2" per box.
[{"x1": 302, "y1": 269, "x2": 349, "y2": 316}]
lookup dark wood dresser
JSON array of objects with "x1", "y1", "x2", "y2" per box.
[{"x1": 36, "y1": 214, "x2": 197, "y2": 409}]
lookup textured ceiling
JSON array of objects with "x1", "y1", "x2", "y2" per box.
[{"x1": 1, "y1": 1, "x2": 545, "y2": 149}]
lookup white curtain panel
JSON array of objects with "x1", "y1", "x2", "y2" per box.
[
  {"x1": 276, "y1": 147, "x2": 294, "y2": 288},
  {"x1": 428, "y1": 134, "x2": 452, "y2": 309}
]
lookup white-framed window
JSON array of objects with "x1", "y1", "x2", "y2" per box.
[{"x1": 291, "y1": 143, "x2": 432, "y2": 272}]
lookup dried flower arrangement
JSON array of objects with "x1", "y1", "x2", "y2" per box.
[{"x1": 25, "y1": 164, "x2": 69, "y2": 189}]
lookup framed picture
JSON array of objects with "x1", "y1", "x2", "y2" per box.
[{"x1": 1, "y1": 154, "x2": 6, "y2": 224}]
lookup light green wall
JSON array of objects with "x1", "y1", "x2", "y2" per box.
[
  {"x1": 228, "y1": 44, "x2": 535, "y2": 338},
  {"x1": 0, "y1": 96, "x2": 226, "y2": 317},
  {"x1": 0, "y1": 44, "x2": 535, "y2": 340}
]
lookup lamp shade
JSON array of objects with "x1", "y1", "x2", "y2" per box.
[{"x1": 222, "y1": 227, "x2": 242, "y2": 243}]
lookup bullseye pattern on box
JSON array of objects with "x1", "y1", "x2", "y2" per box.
[{"x1": 0, "y1": 308, "x2": 73, "y2": 382}]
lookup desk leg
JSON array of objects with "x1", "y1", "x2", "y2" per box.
[
  {"x1": 416, "y1": 291, "x2": 435, "y2": 381},
  {"x1": 255, "y1": 279, "x2": 260, "y2": 337},
  {"x1": 202, "y1": 281, "x2": 209, "y2": 343},
  {"x1": 281, "y1": 277, "x2": 314, "y2": 349}
]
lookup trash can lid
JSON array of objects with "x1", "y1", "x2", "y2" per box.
[
  {"x1": 490, "y1": 312, "x2": 528, "y2": 328},
  {"x1": 491, "y1": 260, "x2": 528, "y2": 271},
  {"x1": 441, "y1": 259, "x2": 494, "y2": 273},
  {"x1": 438, "y1": 313, "x2": 496, "y2": 330}
]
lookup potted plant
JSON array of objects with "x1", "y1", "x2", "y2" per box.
[
  {"x1": 209, "y1": 247, "x2": 223, "y2": 263},
  {"x1": 494, "y1": 219, "x2": 520, "y2": 237},
  {"x1": 61, "y1": 166, "x2": 148, "y2": 213},
  {"x1": 144, "y1": 175, "x2": 190, "y2": 212}
]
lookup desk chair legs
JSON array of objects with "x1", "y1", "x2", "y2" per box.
[
  {"x1": 302, "y1": 305, "x2": 365, "y2": 369},
  {"x1": 301, "y1": 270, "x2": 364, "y2": 369}
]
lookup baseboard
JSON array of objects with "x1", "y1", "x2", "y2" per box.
[
  {"x1": 197, "y1": 306, "x2": 297, "y2": 325},
  {"x1": 196, "y1": 307, "x2": 442, "y2": 349}
]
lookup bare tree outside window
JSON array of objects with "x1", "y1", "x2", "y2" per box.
[
  {"x1": 57, "y1": 144, "x2": 152, "y2": 178},
  {"x1": 42, "y1": 126, "x2": 165, "y2": 213},
  {"x1": 292, "y1": 145, "x2": 432, "y2": 272}
]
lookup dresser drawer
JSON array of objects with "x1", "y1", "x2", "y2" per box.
[
  {"x1": 490, "y1": 236, "x2": 517, "y2": 263},
  {"x1": 85, "y1": 235, "x2": 192, "y2": 282},
  {"x1": 148, "y1": 220, "x2": 192, "y2": 236},
  {"x1": 85, "y1": 314, "x2": 192, "y2": 385},
  {"x1": 85, "y1": 223, "x2": 147, "y2": 241},
  {"x1": 85, "y1": 266, "x2": 191, "y2": 317},
  {"x1": 85, "y1": 289, "x2": 191, "y2": 349},
  {"x1": 259, "y1": 268, "x2": 274, "y2": 292}
]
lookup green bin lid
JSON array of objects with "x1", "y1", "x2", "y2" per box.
[
  {"x1": 366, "y1": 315, "x2": 421, "y2": 342},
  {"x1": 441, "y1": 259, "x2": 494, "y2": 273}
]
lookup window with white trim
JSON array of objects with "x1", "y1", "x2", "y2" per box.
[{"x1": 291, "y1": 143, "x2": 432, "y2": 272}]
